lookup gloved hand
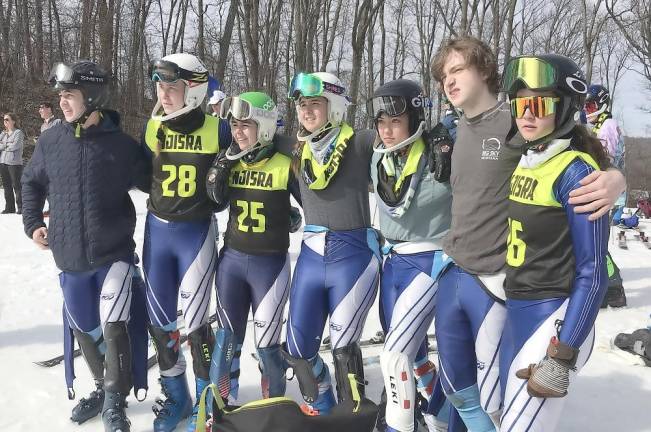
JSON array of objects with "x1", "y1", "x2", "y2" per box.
[
  {"x1": 425, "y1": 123, "x2": 453, "y2": 182},
  {"x1": 206, "y1": 150, "x2": 236, "y2": 208},
  {"x1": 289, "y1": 206, "x2": 303, "y2": 233},
  {"x1": 516, "y1": 337, "x2": 578, "y2": 398}
]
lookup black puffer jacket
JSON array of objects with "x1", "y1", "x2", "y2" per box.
[{"x1": 22, "y1": 110, "x2": 150, "y2": 272}]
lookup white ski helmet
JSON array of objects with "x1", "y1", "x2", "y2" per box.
[
  {"x1": 150, "y1": 52, "x2": 209, "y2": 121},
  {"x1": 289, "y1": 71, "x2": 349, "y2": 127}
]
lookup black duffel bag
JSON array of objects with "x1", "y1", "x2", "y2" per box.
[{"x1": 195, "y1": 374, "x2": 378, "y2": 432}]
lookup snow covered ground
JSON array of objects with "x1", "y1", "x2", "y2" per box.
[{"x1": 0, "y1": 190, "x2": 650, "y2": 431}]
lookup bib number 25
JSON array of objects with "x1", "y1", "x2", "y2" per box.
[
  {"x1": 236, "y1": 200, "x2": 266, "y2": 233},
  {"x1": 507, "y1": 217, "x2": 526, "y2": 267},
  {"x1": 161, "y1": 164, "x2": 196, "y2": 198}
]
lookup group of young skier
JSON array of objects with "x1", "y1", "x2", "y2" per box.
[{"x1": 19, "y1": 34, "x2": 628, "y2": 432}]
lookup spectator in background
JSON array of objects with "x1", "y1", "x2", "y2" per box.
[
  {"x1": 0, "y1": 112, "x2": 25, "y2": 214},
  {"x1": 39, "y1": 102, "x2": 62, "y2": 134}
]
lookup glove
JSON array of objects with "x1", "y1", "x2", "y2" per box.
[
  {"x1": 425, "y1": 123, "x2": 453, "y2": 182},
  {"x1": 206, "y1": 150, "x2": 236, "y2": 208},
  {"x1": 289, "y1": 206, "x2": 303, "y2": 233},
  {"x1": 515, "y1": 337, "x2": 578, "y2": 398}
]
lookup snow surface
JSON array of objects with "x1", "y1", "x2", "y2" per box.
[{"x1": 1, "y1": 191, "x2": 650, "y2": 431}]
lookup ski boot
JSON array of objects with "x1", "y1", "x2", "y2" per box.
[
  {"x1": 186, "y1": 377, "x2": 210, "y2": 432},
  {"x1": 605, "y1": 285, "x2": 627, "y2": 308},
  {"x1": 102, "y1": 391, "x2": 130, "y2": 432},
  {"x1": 153, "y1": 374, "x2": 193, "y2": 432},
  {"x1": 301, "y1": 387, "x2": 336, "y2": 416},
  {"x1": 71, "y1": 380, "x2": 105, "y2": 424}
]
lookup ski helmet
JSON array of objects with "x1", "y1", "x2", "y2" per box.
[
  {"x1": 584, "y1": 84, "x2": 610, "y2": 120},
  {"x1": 48, "y1": 61, "x2": 110, "y2": 119},
  {"x1": 368, "y1": 79, "x2": 428, "y2": 153},
  {"x1": 288, "y1": 71, "x2": 349, "y2": 131},
  {"x1": 149, "y1": 53, "x2": 209, "y2": 121},
  {"x1": 502, "y1": 54, "x2": 588, "y2": 149},
  {"x1": 220, "y1": 91, "x2": 278, "y2": 160},
  {"x1": 208, "y1": 90, "x2": 227, "y2": 106}
]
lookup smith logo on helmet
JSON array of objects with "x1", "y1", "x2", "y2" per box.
[
  {"x1": 79, "y1": 75, "x2": 105, "y2": 83},
  {"x1": 162, "y1": 134, "x2": 203, "y2": 151}
]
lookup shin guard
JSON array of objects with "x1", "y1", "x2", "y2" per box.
[
  {"x1": 73, "y1": 327, "x2": 105, "y2": 382},
  {"x1": 103, "y1": 322, "x2": 132, "y2": 395},
  {"x1": 209, "y1": 327, "x2": 236, "y2": 399},
  {"x1": 280, "y1": 347, "x2": 319, "y2": 403},
  {"x1": 256, "y1": 345, "x2": 287, "y2": 398},
  {"x1": 380, "y1": 351, "x2": 415, "y2": 432},
  {"x1": 332, "y1": 343, "x2": 365, "y2": 403},
  {"x1": 149, "y1": 324, "x2": 184, "y2": 376},
  {"x1": 188, "y1": 323, "x2": 215, "y2": 381}
]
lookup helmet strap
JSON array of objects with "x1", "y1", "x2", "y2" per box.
[{"x1": 373, "y1": 121, "x2": 424, "y2": 154}]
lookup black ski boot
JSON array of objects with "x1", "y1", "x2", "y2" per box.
[
  {"x1": 102, "y1": 391, "x2": 130, "y2": 432},
  {"x1": 71, "y1": 380, "x2": 105, "y2": 424}
]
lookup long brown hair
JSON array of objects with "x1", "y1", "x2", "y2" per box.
[
  {"x1": 291, "y1": 140, "x2": 303, "y2": 177},
  {"x1": 571, "y1": 125, "x2": 610, "y2": 170}
]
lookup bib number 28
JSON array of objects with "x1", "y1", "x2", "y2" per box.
[{"x1": 161, "y1": 164, "x2": 196, "y2": 198}]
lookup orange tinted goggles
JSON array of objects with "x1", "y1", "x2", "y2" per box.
[{"x1": 510, "y1": 96, "x2": 559, "y2": 119}]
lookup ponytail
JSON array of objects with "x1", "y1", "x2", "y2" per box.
[{"x1": 571, "y1": 126, "x2": 610, "y2": 170}]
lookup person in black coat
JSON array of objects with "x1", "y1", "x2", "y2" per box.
[{"x1": 21, "y1": 61, "x2": 150, "y2": 432}]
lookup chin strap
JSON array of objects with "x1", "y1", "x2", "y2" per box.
[{"x1": 373, "y1": 121, "x2": 425, "y2": 154}]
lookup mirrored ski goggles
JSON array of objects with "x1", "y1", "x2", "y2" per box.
[
  {"x1": 148, "y1": 60, "x2": 208, "y2": 83},
  {"x1": 367, "y1": 96, "x2": 408, "y2": 119},
  {"x1": 510, "y1": 96, "x2": 560, "y2": 119},
  {"x1": 503, "y1": 57, "x2": 556, "y2": 93},
  {"x1": 48, "y1": 63, "x2": 105, "y2": 86},
  {"x1": 288, "y1": 73, "x2": 345, "y2": 100},
  {"x1": 584, "y1": 101, "x2": 599, "y2": 114},
  {"x1": 219, "y1": 96, "x2": 276, "y2": 121}
]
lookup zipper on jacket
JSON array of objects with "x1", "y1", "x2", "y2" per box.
[{"x1": 80, "y1": 137, "x2": 94, "y2": 266}]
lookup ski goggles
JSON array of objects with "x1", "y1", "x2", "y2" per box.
[
  {"x1": 288, "y1": 73, "x2": 345, "y2": 100},
  {"x1": 48, "y1": 63, "x2": 106, "y2": 86},
  {"x1": 219, "y1": 96, "x2": 277, "y2": 121},
  {"x1": 510, "y1": 96, "x2": 560, "y2": 119},
  {"x1": 503, "y1": 57, "x2": 556, "y2": 93},
  {"x1": 148, "y1": 60, "x2": 208, "y2": 83},
  {"x1": 368, "y1": 96, "x2": 408, "y2": 119},
  {"x1": 584, "y1": 101, "x2": 599, "y2": 115}
]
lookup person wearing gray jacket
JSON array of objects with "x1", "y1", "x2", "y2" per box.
[{"x1": 0, "y1": 112, "x2": 25, "y2": 213}]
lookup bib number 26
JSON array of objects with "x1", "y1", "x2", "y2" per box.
[{"x1": 507, "y1": 217, "x2": 526, "y2": 267}]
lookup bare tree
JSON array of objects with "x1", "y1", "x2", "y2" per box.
[
  {"x1": 347, "y1": 0, "x2": 382, "y2": 126},
  {"x1": 605, "y1": 0, "x2": 651, "y2": 87}
]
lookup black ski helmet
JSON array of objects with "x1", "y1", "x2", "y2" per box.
[
  {"x1": 368, "y1": 79, "x2": 427, "y2": 137},
  {"x1": 48, "y1": 61, "x2": 110, "y2": 113},
  {"x1": 503, "y1": 54, "x2": 588, "y2": 149}
]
